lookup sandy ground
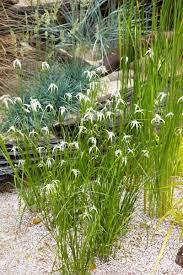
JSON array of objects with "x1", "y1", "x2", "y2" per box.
[{"x1": 0, "y1": 191, "x2": 183, "y2": 275}]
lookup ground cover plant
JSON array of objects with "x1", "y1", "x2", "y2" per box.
[{"x1": 0, "y1": 0, "x2": 183, "y2": 274}]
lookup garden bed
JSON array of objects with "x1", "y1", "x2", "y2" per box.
[{"x1": 0, "y1": 190, "x2": 182, "y2": 274}]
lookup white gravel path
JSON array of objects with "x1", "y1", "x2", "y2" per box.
[{"x1": 0, "y1": 191, "x2": 183, "y2": 275}]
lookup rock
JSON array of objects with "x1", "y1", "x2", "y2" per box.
[
  {"x1": 2, "y1": 0, "x2": 19, "y2": 5},
  {"x1": 175, "y1": 245, "x2": 183, "y2": 267}
]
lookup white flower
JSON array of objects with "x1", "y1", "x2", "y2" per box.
[
  {"x1": 69, "y1": 142, "x2": 79, "y2": 150},
  {"x1": 142, "y1": 150, "x2": 149, "y2": 158},
  {"x1": 17, "y1": 130, "x2": 24, "y2": 137},
  {"x1": 96, "y1": 65, "x2": 107, "y2": 75},
  {"x1": 48, "y1": 83, "x2": 58, "y2": 94},
  {"x1": 22, "y1": 106, "x2": 31, "y2": 113},
  {"x1": 123, "y1": 134, "x2": 132, "y2": 143},
  {"x1": 146, "y1": 48, "x2": 153, "y2": 59},
  {"x1": 13, "y1": 97, "x2": 22, "y2": 104},
  {"x1": 17, "y1": 159, "x2": 25, "y2": 168},
  {"x1": 89, "y1": 145, "x2": 99, "y2": 154},
  {"x1": 13, "y1": 59, "x2": 21, "y2": 69},
  {"x1": 127, "y1": 147, "x2": 134, "y2": 154},
  {"x1": 106, "y1": 111, "x2": 113, "y2": 119},
  {"x1": 151, "y1": 114, "x2": 165, "y2": 125},
  {"x1": 60, "y1": 160, "x2": 66, "y2": 166},
  {"x1": 84, "y1": 111, "x2": 95, "y2": 122},
  {"x1": 106, "y1": 130, "x2": 115, "y2": 142},
  {"x1": 115, "y1": 149, "x2": 122, "y2": 157},
  {"x1": 71, "y1": 169, "x2": 80, "y2": 178},
  {"x1": 37, "y1": 146, "x2": 45, "y2": 154},
  {"x1": 29, "y1": 129, "x2": 37, "y2": 137},
  {"x1": 78, "y1": 125, "x2": 87, "y2": 134},
  {"x1": 0, "y1": 95, "x2": 13, "y2": 109},
  {"x1": 177, "y1": 96, "x2": 183, "y2": 104},
  {"x1": 44, "y1": 181, "x2": 58, "y2": 194},
  {"x1": 46, "y1": 158, "x2": 54, "y2": 169},
  {"x1": 116, "y1": 97, "x2": 125, "y2": 108},
  {"x1": 134, "y1": 104, "x2": 144, "y2": 114},
  {"x1": 59, "y1": 106, "x2": 66, "y2": 116},
  {"x1": 38, "y1": 160, "x2": 44, "y2": 168},
  {"x1": 83, "y1": 70, "x2": 96, "y2": 80},
  {"x1": 76, "y1": 93, "x2": 90, "y2": 103},
  {"x1": 88, "y1": 137, "x2": 97, "y2": 147},
  {"x1": 7, "y1": 126, "x2": 16, "y2": 133},
  {"x1": 41, "y1": 126, "x2": 49, "y2": 134},
  {"x1": 130, "y1": 120, "x2": 142, "y2": 130},
  {"x1": 41, "y1": 61, "x2": 50, "y2": 70},
  {"x1": 122, "y1": 156, "x2": 127, "y2": 166},
  {"x1": 52, "y1": 141, "x2": 67, "y2": 154},
  {"x1": 166, "y1": 112, "x2": 174, "y2": 118},
  {"x1": 89, "y1": 81, "x2": 97, "y2": 90},
  {"x1": 45, "y1": 104, "x2": 54, "y2": 111},
  {"x1": 158, "y1": 92, "x2": 167, "y2": 103},
  {"x1": 64, "y1": 93, "x2": 72, "y2": 101},
  {"x1": 30, "y1": 98, "x2": 42, "y2": 112},
  {"x1": 96, "y1": 111, "x2": 105, "y2": 121},
  {"x1": 11, "y1": 146, "x2": 18, "y2": 157}
]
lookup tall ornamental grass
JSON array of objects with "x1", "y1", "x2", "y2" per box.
[{"x1": 0, "y1": 0, "x2": 182, "y2": 273}]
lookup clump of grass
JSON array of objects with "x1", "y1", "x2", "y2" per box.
[
  {"x1": 0, "y1": 85, "x2": 147, "y2": 273},
  {"x1": 0, "y1": 60, "x2": 93, "y2": 132}
]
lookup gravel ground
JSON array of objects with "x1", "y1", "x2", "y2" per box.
[{"x1": 0, "y1": 191, "x2": 183, "y2": 275}]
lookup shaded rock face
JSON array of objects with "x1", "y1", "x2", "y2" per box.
[
  {"x1": 1, "y1": 0, "x2": 19, "y2": 4},
  {"x1": 175, "y1": 245, "x2": 183, "y2": 268}
]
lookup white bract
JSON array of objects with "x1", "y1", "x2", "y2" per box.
[
  {"x1": 116, "y1": 97, "x2": 126, "y2": 108},
  {"x1": 69, "y1": 142, "x2": 79, "y2": 150},
  {"x1": 71, "y1": 169, "x2": 80, "y2": 178},
  {"x1": 177, "y1": 96, "x2": 183, "y2": 104},
  {"x1": 134, "y1": 104, "x2": 144, "y2": 114},
  {"x1": 41, "y1": 126, "x2": 49, "y2": 134},
  {"x1": 29, "y1": 129, "x2": 37, "y2": 137},
  {"x1": 106, "y1": 130, "x2": 115, "y2": 142},
  {"x1": 48, "y1": 83, "x2": 58, "y2": 94},
  {"x1": 45, "y1": 104, "x2": 54, "y2": 111},
  {"x1": 123, "y1": 134, "x2": 132, "y2": 143},
  {"x1": 7, "y1": 126, "x2": 16, "y2": 133},
  {"x1": 17, "y1": 159, "x2": 25, "y2": 168},
  {"x1": 89, "y1": 145, "x2": 99, "y2": 154},
  {"x1": 151, "y1": 114, "x2": 165, "y2": 125},
  {"x1": 96, "y1": 111, "x2": 105, "y2": 121},
  {"x1": 166, "y1": 112, "x2": 174, "y2": 118},
  {"x1": 130, "y1": 120, "x2": 142, "y2": 130},
  {"x1": 13, "y1": 97, "x2": 22, "y2": 104},
  {"x1": 83, "y1": 70, "x2": 96, "y2": 80},
  {"x1": 88, "y1": 137, "x2": 97, "y2": 147},
  {"x1": 37, "y1": 147, "x2": 45, "y2": 155},
  {"x1": 13, "y1": 59, "x2": 21, "y2": 69},
  {"x1": 41, "y1": 61, "x2": 50, "y2": 70},
  {"x1": 142, "y1": 150, "x2": 149, "y2": 158},
  {"x1": 115, "y1": 149, "x2": 122, "y2": 157},
  {"x1": 78, "y1": 125, "x2": 87, "y2": 134},
  {"x1": 95, "y1": 65, "x2": 107, "y2": 75},
  {"x1": 106, "y1": 111, "x2": 113, "y2": 119},
  {"x1": 0, "y1": 95, "x2": 13, "y2": 109},
  {"x1": 11, "y1": 146, "x2": 18, "y2": 157},
  {"x1": 53, "y1": 141, "x2": 67, "y2": 153},
  {"x1": 122, "y1": 156, "x2": 127, "y2": 166},
  {"x1": 76, "y1": 93, "x2": 90, "y2": 103},
  {"x1": 46, "y1": 158, "x2": 54, "y2": 169},
  {"x1": 30, "y1": 98, "x2": 42, "y2": 112},
  {"x1": 64, "y1": 93, "x2": 72, "y2": 101},
  {"x1": 158, "y1": 92, "x2": 167, "y2": 103},
  {"x1": 59, "y1": 106, "x2": 66, "y2": 116}
]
